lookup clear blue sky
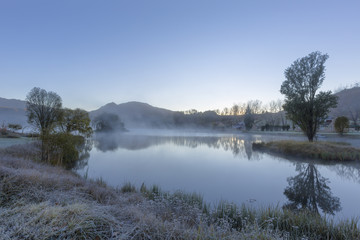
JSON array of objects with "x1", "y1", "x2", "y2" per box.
[{"x1": 1, "y1": 0, "x2": 359, "y2": 111}]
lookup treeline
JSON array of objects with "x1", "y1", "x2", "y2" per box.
[
  {"x1": 175, "y1": 99, "x2": 288, "y2": 130},
  {"x1": 213, "y1": 99, "x2": 283, "y2": 116}
]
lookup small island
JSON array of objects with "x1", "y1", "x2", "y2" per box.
[{"x1": 253, "y1": 140, "x2": 360, "y2": 161}]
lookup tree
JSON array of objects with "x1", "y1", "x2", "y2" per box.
[
  {"x1": 280, "y1": 52, "x2": 338, "y2": 141},
  {"x1": 221, "y1": 107, "x2": 229, "y2": 116},
  {"x1": 231, "y1": 104, "x2": 239, "y2": 115},
  {"x1": 247, "y1": 100, "x2": 262, "y2": 114},
  {"x1": 26, "y1": 87, "x2": 62, "y2": 161},
  {"x1": 26, "y1": 87, "x2": 62, "y2": 136},
  {"x1": 60, "y1": 108, "x2": 93, "y2": 137},
  {"x1": 244, "y1": 105, "x2": 254, "y2": 130},
  {"x1": 7, "y1": 123, "x2": 22, "y2": 132},
  {"x1": 334, "y1": 116, "x2": 349, "y2": 135},
  {"x1": 26, "y1": 87, "x2": 93, "y2": 166},
  {"x1": 93, "y1": 113, "x2": 126, "y2": 132},
  {"x1": 237, "y1": 103, "x2": 247, "y2": 115}
]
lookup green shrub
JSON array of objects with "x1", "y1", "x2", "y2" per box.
[
  {"x1": 44, "y1": 133, "x2": 88, "y2": 169},
  {"x1": 335, "y1": 116, "x2": 349, "y2": 135}
]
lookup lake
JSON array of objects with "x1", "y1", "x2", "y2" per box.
[
  {"x1": 0, "y1": 137, "x2": 32, "y2": 148},
  {"x1": 77, "y1": 130, "x2": 360, "y2": 221}
]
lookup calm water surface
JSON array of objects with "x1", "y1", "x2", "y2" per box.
[
  {"x1": 0, "y1": 137, "x2": 32, "y2": 148},
  {"x1": 77, "y1": 131, "x2": 360, "y2": 221}
]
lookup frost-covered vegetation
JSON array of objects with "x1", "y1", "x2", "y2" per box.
[{"x1": 1, "y1": 143, "x2": 359, "y2": 239}]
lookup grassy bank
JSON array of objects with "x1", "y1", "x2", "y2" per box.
[
  {"x1": 253, "y1": 140, "x2": 360, "y2": 161},
  {"x1": 1, "y1": 143, "x2": 359, "y2": 239}
]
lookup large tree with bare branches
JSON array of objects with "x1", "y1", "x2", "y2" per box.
[{"x1": 26, "y1": 87, "x2": 63, "y2": 136}]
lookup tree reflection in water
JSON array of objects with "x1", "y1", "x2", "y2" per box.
[
  {"x1": 328, "y1": 163, "x2": 360, "y2": 184},
  {"x1": 284, "y1": 163, "x2": 341, "y2": 215},
  {"x1": 73, "y1": 138, "x2": 92, "y2": 170},
  {"x1": 93, "y1": 133, "x2": 260, "y2": 160}
]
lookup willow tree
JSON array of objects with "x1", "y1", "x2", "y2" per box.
[{"x1": 280, "y1": 52, "x2": 338, "y2": 141}]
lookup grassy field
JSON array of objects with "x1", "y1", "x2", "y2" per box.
[
  {"x1": 253, "y1": 140, "x2": 360, "y2": 161},
  {"x1": 1, "y1": 143, "x2": 359, "y2": 239}
]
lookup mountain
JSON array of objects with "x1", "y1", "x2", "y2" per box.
[
  {"x1": 90, "y1": 101, "x2": 177, "y2": 128},
  {"x1": 331, "y1": 87, "x2": 360, "y2": 122},
  {"x1": 0, "y1": 98, "x2": 27, "y2": 127},
  {"x1": 0, "y1": 97, "x2": 26, "y2": 109}
]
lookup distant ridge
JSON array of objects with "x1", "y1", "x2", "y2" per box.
[
  {"x1": 331, "y1": 87, "x2": 360, "y2": 120},
  {"x1": 0, "y1": 97, "x2": 26, "y2": 109},
  {"x1": 0, "y1": 97, "x2": 27, "y2": 126},
  {"x1": 90, "y1": 101, "x2": 176, "y2": 128}
]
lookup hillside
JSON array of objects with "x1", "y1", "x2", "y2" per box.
[
  {"x1": 331, "y1": 87, "x2": 360, "y2": 122},
  {"x1": 0, "y1": 98, "x2": 27, "y2": 127},
  {"x1": 90, "y1": 101, "x2": 177, "y2": 128}
]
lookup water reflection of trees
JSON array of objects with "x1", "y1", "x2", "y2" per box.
[
  {"x1": 327, "y1": 163, "x2": 360, "y2": 184},
  {"x1": 73, "y1": 138, "x2": 92, "y2": 170},
  {"x1": 284, "y1": 163, "x2": 341, "y2": 215},
  {"x1": 93, "y1": 133, "x2": 260, "y2": 160}
]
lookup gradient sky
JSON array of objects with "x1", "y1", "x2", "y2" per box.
[{"x1": 1, "y1": 0, "x2": 359, "y2": 112}]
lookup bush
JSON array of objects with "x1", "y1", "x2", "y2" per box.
[
  {"x1": 335, "y1": 116, "x2": 349, "y2": 135},
  {"x1": 44, "y1": 133, "x2": 88, "y2": 169}
]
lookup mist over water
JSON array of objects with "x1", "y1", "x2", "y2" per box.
[{"x1": 77, "y1": 130, "x2": 360, "y2": 221}]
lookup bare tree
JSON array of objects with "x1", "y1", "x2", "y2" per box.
[
  {"x1": 237, "y1": 103, "x2": 247, "y2": 115},
  {"x1": 231, "y1": 104, "x2": 239, "y2": 115},
  {"x1": 221, "y1": 107, "x2": 229, "y2": 115},
  {"x1": 26, "y1": 87, "x2": 62, "y2": 136},
  {"x1": 247, "y1": 100, "x2": 263, "y2": 114},
  {"x1": 268, "y1": 100, "x2": 277, "y2": 113}
]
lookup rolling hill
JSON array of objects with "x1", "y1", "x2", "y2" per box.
[
  {"x1": 89, "y1": 101, "x2": 177, "y2": 128},
  {"x1": 331, "y1": 87, "x2": 360, "y2": 122},
  {"x1": 0, "y1": 98, "x2": 27, "y2": 127}
]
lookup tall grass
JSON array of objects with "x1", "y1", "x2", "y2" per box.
[{"x1": 125, "y1": 183, "x2": 360, "y2": 240}]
